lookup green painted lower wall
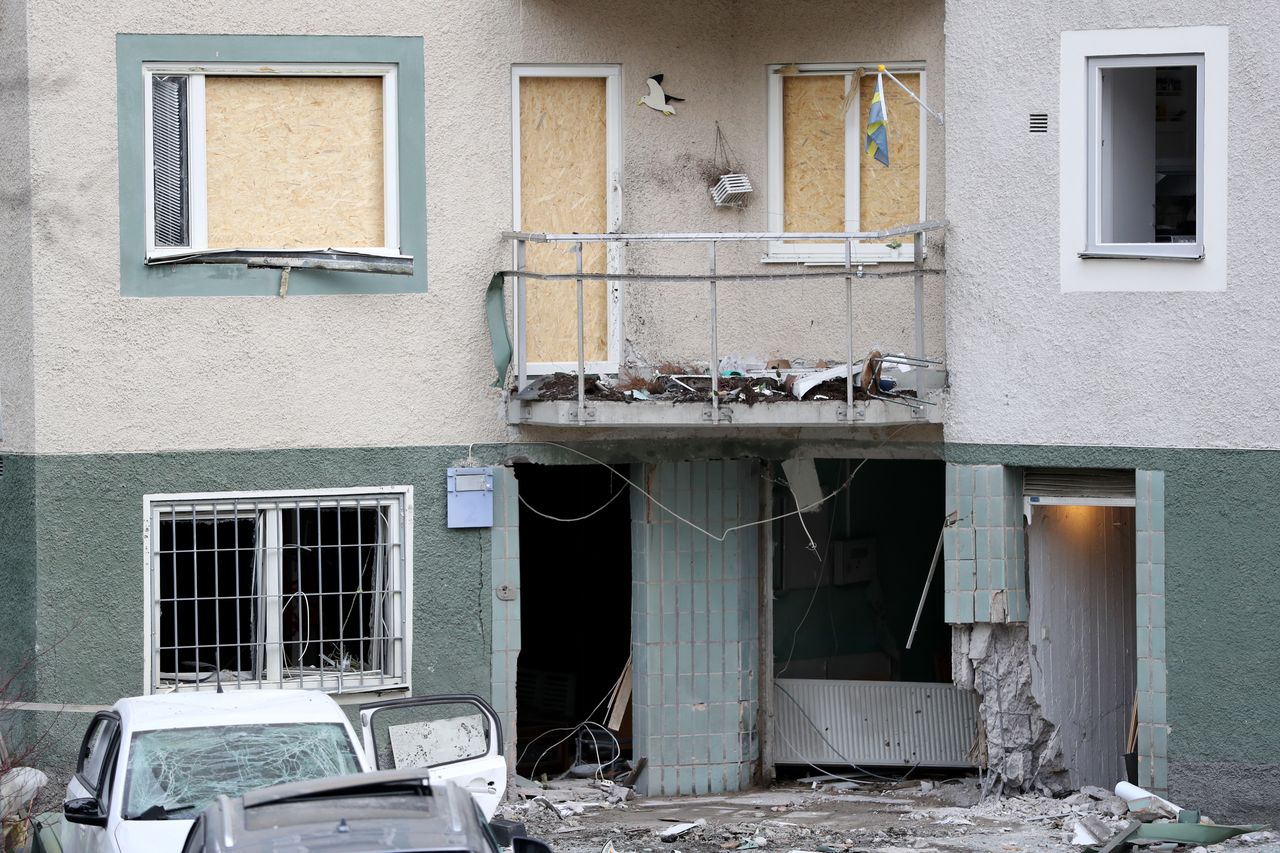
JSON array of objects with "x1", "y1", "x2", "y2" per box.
[
  {"x1": 0, "y1": 454, "x2": 37, "y2": 716},
  {"x1": 3, "y1": 446, "x2": 497, "y2": 772},
  {"x1": 947, "y1": 443, "x2": 1280, "y2": 822}
]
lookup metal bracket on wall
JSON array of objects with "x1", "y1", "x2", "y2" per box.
[{"x1": 568, "y1": 406, "x2": 597, "y2": 424}]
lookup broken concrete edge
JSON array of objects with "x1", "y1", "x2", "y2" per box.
[{"x1": 951, "y1": 623, "x2": 1072, "y2": 798}]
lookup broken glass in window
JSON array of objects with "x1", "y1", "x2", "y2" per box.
[{"x1": 122, "y1": 723, "x2": 360, "y2": 820}]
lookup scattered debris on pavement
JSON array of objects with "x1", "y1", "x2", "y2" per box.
[{"x1": 497, "y1": 774, "x2": 1277, "y2": 853}]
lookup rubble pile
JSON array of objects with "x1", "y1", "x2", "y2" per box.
[{"x1": 497, "y1": 775, "x2": 1279, "y2": 853}]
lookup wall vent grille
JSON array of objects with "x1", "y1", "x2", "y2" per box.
[{"x1": 1029, "y1": 113, "x2": 1049, "y2": 133}]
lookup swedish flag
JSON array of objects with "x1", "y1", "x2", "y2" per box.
[{"x1": 865, "y1": 73, "x2": 889, "y2": 166}]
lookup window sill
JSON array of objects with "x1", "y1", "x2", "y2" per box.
[{"x1": 1079, "y1": 250, "x2": 1203, "y2": 261}]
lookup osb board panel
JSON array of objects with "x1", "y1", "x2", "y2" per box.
[
  {"x1": 859, "y1": 73, "x2": 921, "y2": 238},
  {"x1": 205, "y1": 76, "x2": 384, "y2": 249},
  {"x1": 520, "y1": 76, "x2": 608, "y2": 363},
  {"x1": 783, "y1": 75, "x2": 846, "y2": 235}
]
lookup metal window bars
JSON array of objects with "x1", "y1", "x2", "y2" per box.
[
  {"x1": 502, "y1": 220, "x2": 946, "y2": 425},
  {"x1": 147, "y1": 492, "x2": 408, "y2": 695}
]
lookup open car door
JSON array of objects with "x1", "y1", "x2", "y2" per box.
[{"x1": 358, "y1": 694, "x2": 506, "y2": 819}]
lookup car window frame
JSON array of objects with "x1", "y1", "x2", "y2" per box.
[{"x1": 75, "y1": 712, "x2": 122, "y2": 797}]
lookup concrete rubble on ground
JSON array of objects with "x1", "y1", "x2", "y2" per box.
[{"x1": 498, "y1": 775, "x2": 1280, "y2": 853}]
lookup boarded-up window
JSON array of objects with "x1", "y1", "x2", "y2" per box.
[
  {"x1": 143, "y1": 66, "x2": 396, "y2": 258},
  {"x1": 772, "y1": 68, "x2": 925, "y2": 260},
  {"x1": 518, "y1": 76, "x2": 610, "y2": 364},
  {"x1": 204, "y1": 77, "x2": 385, "y2": 249}
]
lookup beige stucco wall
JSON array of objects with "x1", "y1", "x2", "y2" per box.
[{"x1": 19, "y1": 0, "x2": 942, "y2": 455}]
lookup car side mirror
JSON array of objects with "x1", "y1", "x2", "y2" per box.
[
  {"x1": 64, "y1": 797, "x2": 108, "y2": 827},
  {"x1": 512, "y1": 836, "x2": 554, "y2": 853}
]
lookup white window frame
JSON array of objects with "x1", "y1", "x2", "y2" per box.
[
  {"x1": 141, "y1": 62, "x2": 401, "y2": 261},
  {"x1": 1059, "y1": 26, "x2": 1227, "y2": 293},
  {"x1": 765, "y1": 62, "x2": 926, "y2": 265},
  {"x1": 1084, "y1": 54, "x2": 1205, "y2": 260},
  {"x1": 141, "y1": 485, "x2": 413, "y2": 696},
  {"x1": 510, "y1": 64, "x2": 624, "y2": 375}
]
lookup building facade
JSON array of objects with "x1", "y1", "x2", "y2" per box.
[{"x1": 1, "y1": 0, "x2": 1275, "y2": 825}]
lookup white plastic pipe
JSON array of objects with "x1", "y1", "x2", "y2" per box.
[{"x1": 1115, "y1": 781, "x2": 1183, "y2": 814}]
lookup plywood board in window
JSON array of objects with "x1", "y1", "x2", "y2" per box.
[
  {"x1": 205, "y1": 76, "x2": 384, "y2": 249},
  {"x1": 859, "y1": 73, "x2": 921, "y2": 238},
  {"x1": 520, "y1": 76, "x2": 608, "y2": 364},
  {"x1": 783, "y1": 75, "x2": 846, "y2": 235}
]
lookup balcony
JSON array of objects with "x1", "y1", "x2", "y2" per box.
[{"x1": 493, "y1": 221, "x2": 947, "y2": 428}]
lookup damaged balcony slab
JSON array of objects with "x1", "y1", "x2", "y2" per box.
[{"x1": 506, "y1": 368, "x2": 945, "y2": 427}]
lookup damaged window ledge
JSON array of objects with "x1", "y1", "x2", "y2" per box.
[{"x1": 145, "y1": 248, "x2": 414, "y2": 276}]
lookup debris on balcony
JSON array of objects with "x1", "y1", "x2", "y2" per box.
[
  {"x1": 515, "y1": 351, "x2": 933, "y2": 409},
  {"x1": 516, "y1": 371, "x2": 916, "y2": 406}
]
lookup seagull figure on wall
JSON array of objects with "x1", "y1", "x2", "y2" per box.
[{"x1": 639, "y1": 74, "x2": 684, "y2": 115}]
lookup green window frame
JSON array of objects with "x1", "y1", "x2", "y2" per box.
[{"x1": 116, "y1": 34, "x2": 425, "y2": 297}]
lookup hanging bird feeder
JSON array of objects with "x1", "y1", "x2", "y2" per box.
[{"x1": 708, "y1": 123, "x2": 753, "y2": 209}]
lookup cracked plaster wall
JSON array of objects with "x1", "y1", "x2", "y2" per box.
[
  {"x1": 942, "y1": 0, "x2": 1280, "y2": 451},
  {"x1": 18, "y1": 0, "x2": 942, "y2": 456}
]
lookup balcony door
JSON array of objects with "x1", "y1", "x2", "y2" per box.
[{"x1": 512, "y1": 65, "x2": 621, "y2": 374}]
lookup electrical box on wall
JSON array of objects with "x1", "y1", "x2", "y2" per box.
[
  {"x1": 447, "y1": 467, "x2": 494, "y2": 528},
  {"x1": 832, "y1": 539, "x2": 877, "y2": 585}
]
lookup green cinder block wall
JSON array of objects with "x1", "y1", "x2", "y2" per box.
[{"x1": 947, "y1": 443, "x2": 1280, "y2": 825}]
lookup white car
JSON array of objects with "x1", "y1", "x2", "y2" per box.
[{"x1": 61, "y1": 690, "x2": 507, "y2": 853}]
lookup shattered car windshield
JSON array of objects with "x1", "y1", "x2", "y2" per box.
[{"x1": 122, "y1": 722, "x2": 360, "y2": 820}]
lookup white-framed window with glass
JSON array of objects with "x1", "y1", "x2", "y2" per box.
[
  {"x1": 142, "y1": 486, "x2": 412, "y2": 695},
  {"x1": 1084, "y1": 54, "x2": 1204, "y2": 259},
  {"x1": 766, "y1": 63, "x2": 926, "y2": 264}
]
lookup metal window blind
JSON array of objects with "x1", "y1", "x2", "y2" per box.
[
  {"x1": 1023, "y1": 468, "x2": 1135, "y2": 500},
  {"x1": 151, "y1": 75, "x2": 189, "y2": 247}
]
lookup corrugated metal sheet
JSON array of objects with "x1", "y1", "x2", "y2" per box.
[
  {"x1": 1023, "y1": 468, "x2": 1135, "y2": 500},
  {"x1": 774, "y1": 678, "x2": 979, "y2": 768}
]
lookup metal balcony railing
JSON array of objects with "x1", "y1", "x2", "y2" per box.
[{"x1": 499, "y1": 219, "x2": 947, "y2": 426}]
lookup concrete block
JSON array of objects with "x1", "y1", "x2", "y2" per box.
[
  {"x1": 694, "y1": 764, "x2": 710, "y2": 794},
  {"x1": 944, "y1": 590, "x2": 957, "y2": 623},
  {"x1": 975, "y1": 558, "x2": 990, "y2": 590},
  {"x1": 958, "y1": 562, "x2": 977, "y2": 591},
  {"x1": 946, "y1": 464, "x2": 958, "y2": 496},
  {"x1": 1150, "y1": 626, "x2": 1166, "y2": 661},
  {"x1": 1150, "y1": 596, "x2": 1165, "y2": 628},
  {"x1": 958, "y1": 466, "x2": 974, "y2": 496},
  {"x1": 1151, "y1": 471, "x2": 1165, "y2": 503},
  {"x1": 1151, "y1": 533, "x2": 1165, "y2": 567},
  {"x1": 974, "y1": 497, "x2": 991, "y2": 526},
  {"x1": 1151, "y1": 499, "x2": 1165, "y2": 532},
  {"x1": 1136, "y1": 531, "x2": 1151, "y2": 563},
  {"x1": 661, "y1": 766, "x2": 678, "y2": 795},
  {"x1": 956, "y1": 592, "x2": 975, "y2": 622},
  {"x1": 1137, "y1": 594, "x2": 1151, "y2": 627},
  {"x1": 974, "y1": 590, "x2": 991, "y2": 622}
]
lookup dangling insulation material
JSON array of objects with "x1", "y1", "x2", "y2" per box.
[
  {"x1": 783, "y1": 75, "x2": 846, "y2": 235},
  {"x1": 520, "y1": 76, "x2": 609, "y2": 364},
  {"x1": 858, "y1": 72, "x2": 922, "y2": 237},
  {"x1": 204, "y1": 76, "x2": 385, "y2": 250}
]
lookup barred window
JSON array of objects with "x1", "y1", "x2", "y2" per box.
[{"x1": 144, "y1": 488, "x2": 412, "y2": 695}]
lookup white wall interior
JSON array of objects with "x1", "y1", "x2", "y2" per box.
[{"x1": 1028, "y1": 504, "x2": 1136, "y2": 789}]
